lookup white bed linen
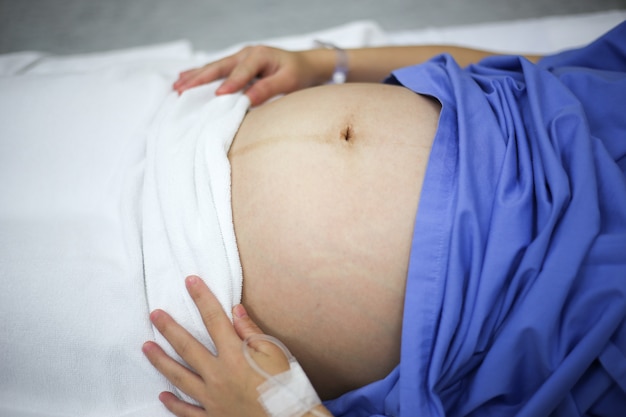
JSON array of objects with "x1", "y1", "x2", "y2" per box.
[
  {"x1": 0, "y1": 10, "x2": 624, "y2": 417},
  {"x1": 0, "y1": 19, "x2": 388, "y2": 417},
  {"x1": 0, "y1": 61, "x2": 176, "y2": 417},
  {"x1": 143, "y1": 87, "x2": 249, "y2": 364}
]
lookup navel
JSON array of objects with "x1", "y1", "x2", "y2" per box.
[{"x1": 340, "y1": 124, "x2": 354, "y2": 142}]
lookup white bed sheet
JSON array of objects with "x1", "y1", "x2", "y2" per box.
[{"x1": 0, "y1": 10, "x2": 624, "y2": 417}]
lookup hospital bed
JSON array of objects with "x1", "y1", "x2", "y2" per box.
[{"x1": 1, "y1": 9, "x2": 625, "y2": 417}]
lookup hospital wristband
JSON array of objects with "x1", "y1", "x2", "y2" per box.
[{"x1": 314, "y1": 40, "x2": 349, "y2": 84}]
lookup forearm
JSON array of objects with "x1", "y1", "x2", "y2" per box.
[
  {"x1": 175, "y1": 42, "x2": 540, "y2": 105},
  {"x1": 347, "y1": 45, "x2": 499, "y2": 81},
  {"x1": 302, "y1": 45, "x2": 542, "y2": 84}
]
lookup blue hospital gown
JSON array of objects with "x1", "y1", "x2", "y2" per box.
[{"x1": 325, "y1": 22, "x2": 626, "y2": 417}]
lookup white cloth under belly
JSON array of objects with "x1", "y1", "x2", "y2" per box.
[
  {"x1": 143, "y1": 85, "x2": 249, "y2": 363},
  {"x1": 0, "y1": 54, "x2": 248, "y2": 416}
]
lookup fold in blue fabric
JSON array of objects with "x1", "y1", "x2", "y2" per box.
[{"x1": 325, "y1": 22, "x2": 626, "y2": 417}]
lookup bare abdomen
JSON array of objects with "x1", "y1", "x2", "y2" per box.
[{"x1": 229, "y1": 83, "x2": 440, "y2": 399}]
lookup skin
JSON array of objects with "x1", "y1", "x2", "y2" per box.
[
  {"x1": 173, "y1": 44, "x2": 541, "y2": 106},
  {"x1": 143, "y1": 275, "x2": 331, "y2": 417},
  {"x1": 143, "y1": 82, "x2": 439, "y2": 415},
  {"x1": 147, "y1": 43, "x2": 539, "y2": 415},
  {"x1": 229, "y1": 82, "x2": 440, "y2": 398}
]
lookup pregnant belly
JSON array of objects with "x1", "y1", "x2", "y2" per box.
[{"x1": 229, "y1": 83, "x2": 440, "y2": 399}]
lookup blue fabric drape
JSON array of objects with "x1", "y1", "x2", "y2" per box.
[{"x1": 325, "y1": 22, "x2": 626, "y2": 417}]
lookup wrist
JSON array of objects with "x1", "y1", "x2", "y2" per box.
[
  {"x1": 313, "y1": 41, "x2": 349, "y2": 84},
  {"x1": 300, "y1": 49, "x2": 335, "y2": 86}
]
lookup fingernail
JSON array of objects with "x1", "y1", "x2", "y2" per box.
[
  {"x1": 186, "y1": 276, "x2": 199, "y2": 286},
  {"x1": 150, "y1": 310, "x2": 162, "y2": 321},
  {"x1": 216, "y1": 83, "x2": 231, "y2": 94},
  {"x1": 142, "y1": 341, "x2": 155, "y2": 354},
  {"x1": 158, "y1": 392, "x2": 170, "y2": 404},
  {"x1": 233, "y1": 304, "x2": 248, "y2": 319}
]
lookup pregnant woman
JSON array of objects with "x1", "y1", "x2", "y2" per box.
[
  {"x1": 145, "y1": 22, "x2": 626, "y2": 417},
  {"x1": 1, "y1": 22, "x2": 623, "y2": 417}
]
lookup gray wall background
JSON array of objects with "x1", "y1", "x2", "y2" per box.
[{"x1": 1, "y1": 0, "x2": 625, "y2": 54}]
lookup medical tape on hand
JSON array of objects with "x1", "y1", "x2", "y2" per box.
[{"x1": 243, "y1": 334, "x2": 323, "y2": 417}]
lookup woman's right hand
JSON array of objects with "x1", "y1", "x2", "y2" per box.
[{"x1": 173, "y1": 46, "x2": 332, "y2": 106}]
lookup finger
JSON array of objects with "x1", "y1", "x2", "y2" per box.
[
  {"x1": 245, "y1": 78, "x2": 289, "y2": 107},
  {"x1": 245, "y1": 63, "x2": 302, "y2": 106},
  {"x1": 216, "y1": 64, "x2": 264, "y2": 96},
  {"x1": 215, "y1": 46, "x2": 281, "y2": 96},
  {"x1": 149, "y1": 309, "x2": 214, "y2": 373},
  {"x1": 158, "y1": 391, "x2": 207, "y2": 417},
  {"x1": 232, "y1": 305, "x2": 290, "y2": 374},
  {"x1": 244, "y1": 79, "x2": 274, "y2": 106},
  {"x1": 183, "y1": 61, "x2": 234, "y2": 89},
  {"x1": 175, "y1": 56, "x2": 239, "y2": 93},
  {"x1": 142, "y1": 341, "x2": 205, "y2": 400},
  {"x1": 174, "y1": 69, "x2": 218, "y2": 93},
  {"x1": 175, "y1": 68, "x2": 200, "y2": 84},
  {"x1": 232, "y1": 304, "x2": 265, "y2": 341},
  {"x1": 173, "y1": 68, "x2": 203, "y2": 90},
  {"x1": 185, "y1": 275, "x2": 239, "y2": 352}
]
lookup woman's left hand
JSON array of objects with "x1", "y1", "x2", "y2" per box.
[
  {"x1": 142, "y1": 275, "x2": 289, "y2": 417},
  {"x1": 173, "y1": 46, "x2": 326, "y2": 106}
]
